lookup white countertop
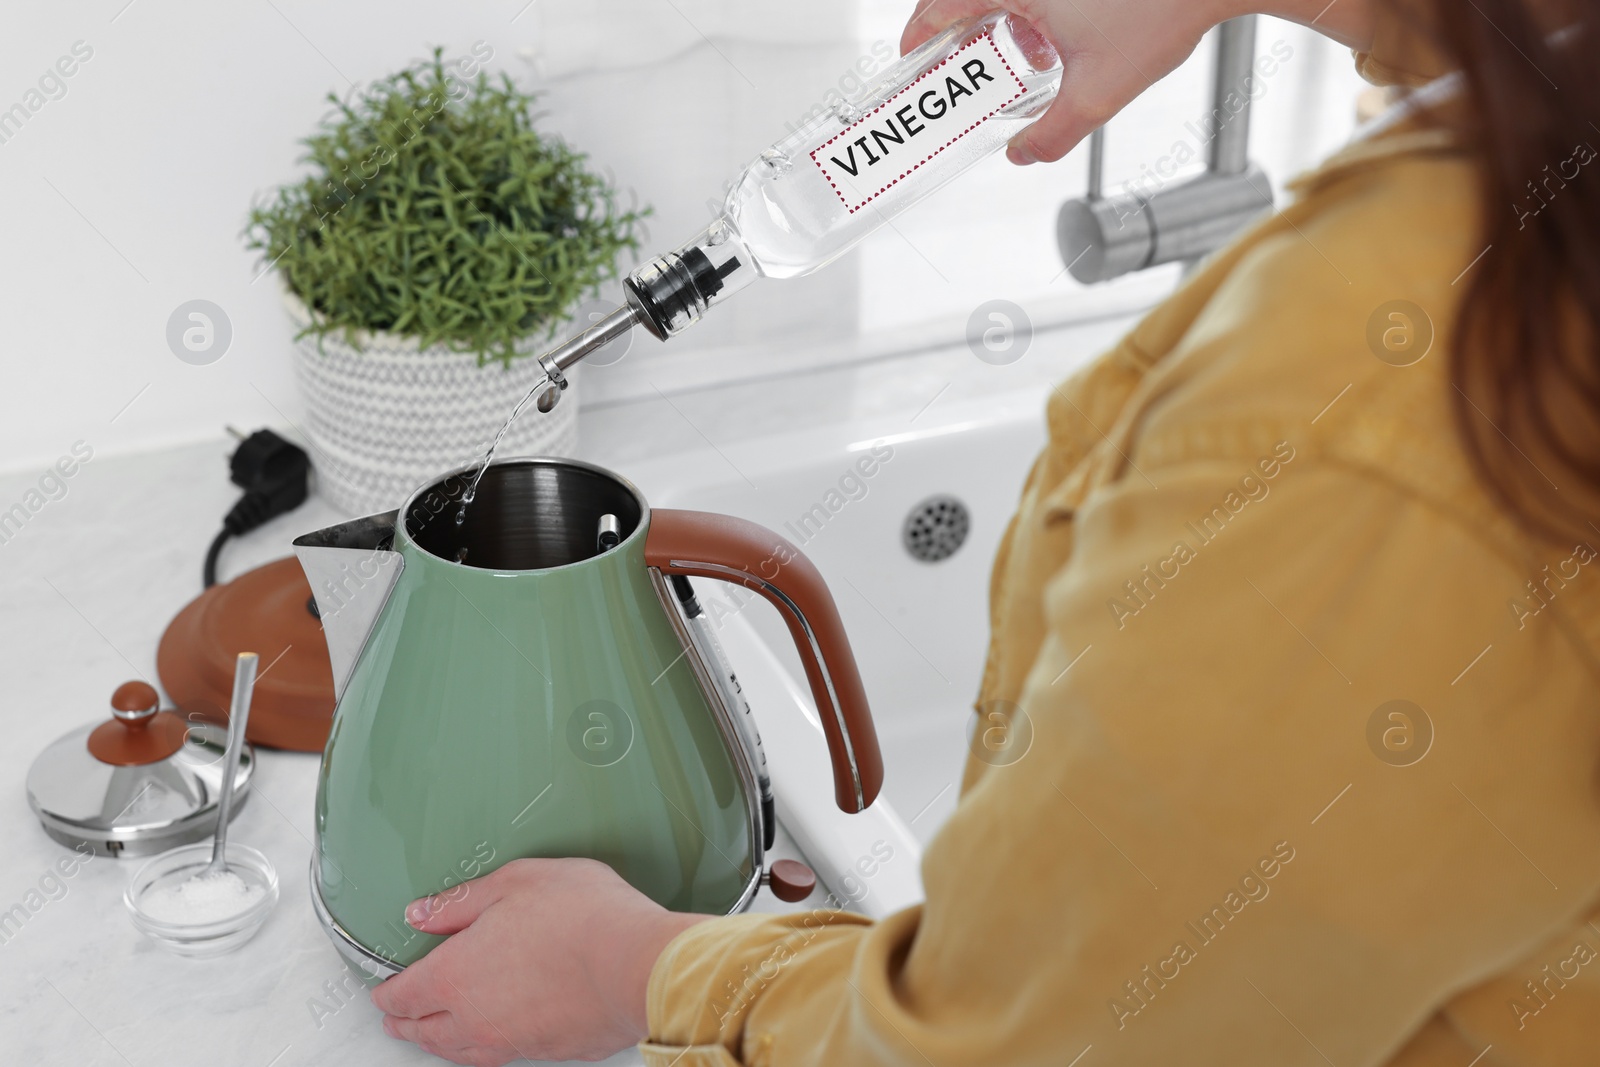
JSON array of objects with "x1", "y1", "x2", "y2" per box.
[{"x1": 0, "y1": 317, "x2": 1130, "y2": 1066}]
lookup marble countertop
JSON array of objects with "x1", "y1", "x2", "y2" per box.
[{"x1": 0, "y1": 315, "x2": 1131, "y2": 1066}]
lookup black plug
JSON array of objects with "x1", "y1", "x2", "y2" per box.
[{"x1": 203, "y1": 428, "x2": 312, "y2": 587}]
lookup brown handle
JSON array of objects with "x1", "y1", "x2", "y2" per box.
[{"x1": 645, "y1": 508, "x2": 883, "y2": 813}]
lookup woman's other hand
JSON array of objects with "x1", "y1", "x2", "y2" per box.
[
  {"x1": 900, "y1": 0, "x2": 1379, "y2": 165},
  {"x1": 370, "y1": 858, "x2": 709, "y2": 1066}
]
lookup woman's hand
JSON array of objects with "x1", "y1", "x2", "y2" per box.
[
  {"x1": 900, "y1": 0, "x2": 1378, "y2": 165},
  {"x1": 369, "y1": 858, "x2": 710, "y2": 1066}
]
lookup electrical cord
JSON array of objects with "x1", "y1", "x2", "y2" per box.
[
  {"x1": 202, "y1": 529, "x2": 232, "y2": 588},
  {"x1": 203, "y1": 428, "x2": 312, "y2": 588}
]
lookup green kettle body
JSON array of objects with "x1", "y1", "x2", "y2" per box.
[{"x1": 296, "y1": 458, "x2": 883, "y2": 977}]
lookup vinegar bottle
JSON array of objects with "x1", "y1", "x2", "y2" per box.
[{"x1": 532, "y1": 12, "x2": 1062, "y2": 401}]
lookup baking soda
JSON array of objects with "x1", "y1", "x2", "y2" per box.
[{"x1": 141, "y1": 869, "x2": 264, "y2": 924}]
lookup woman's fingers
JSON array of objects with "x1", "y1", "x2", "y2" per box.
[
  {"x1": 382, "y1": 1011, "x2": 454, "y2": 1045},
  {"x1": 1008, "y1": 51, "x2": 1134, "y2": 164},
  {"x1": 902, "y1": 0, "x2": 942, "y2": 37},
  {"x1": 1007, "y1": 83, "x2": 1098, "y2": 164},
  {"x1": 899, "y1": 0, "x2": 1006, "y2": 55},
  {"x1": 404, "y1": 873, "x2": 505, "y2": 936},
  {"x1": 900, "y1": 0, "x2": 1226, "y2": 166},
  {"x1": 370, "y1": 874, "x2": 506, "y2": 1025},
  {"x1": 374, "y1": 858, "x2": 686, "y2": 1062},
  {"x1": 383, "y1": 1012, "x2": 489, "y2": 1064},
  {"x1": 372, "y1": 962, "x2": 444, "y2": 1020},
  {"x1": 900, "y1": 0, "x2": 1098, "y2": 165}
]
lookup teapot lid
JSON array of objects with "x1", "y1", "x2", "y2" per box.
[{"x1": 26, "y1": 680, "x2": 253, "y2": 858}]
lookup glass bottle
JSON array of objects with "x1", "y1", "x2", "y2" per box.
[{"x1": 534, "y1": 12, "x2": 1063, "y2": 395}]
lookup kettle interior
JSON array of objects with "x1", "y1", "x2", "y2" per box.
[{"x1": 406, "y1": 459, "x2": 645, "y2": 571}]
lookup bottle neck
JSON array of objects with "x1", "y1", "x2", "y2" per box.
[{"x1": 624, "y1": 219, "x2": 757, "y2": 340}]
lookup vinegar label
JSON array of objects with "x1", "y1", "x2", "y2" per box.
[{"x1": 811, "y1": 32, "x2": 1027, "y2": 214}]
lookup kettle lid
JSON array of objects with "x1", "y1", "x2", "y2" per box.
[{"x1": 26, "y1": 680, "x2": 253, "y2": 858}]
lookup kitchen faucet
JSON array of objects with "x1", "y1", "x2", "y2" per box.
[{"x1": 1057, "y1": 17, "x2": 1274, "y2": 283}]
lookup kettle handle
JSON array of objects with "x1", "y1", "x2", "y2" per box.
[{"x1": 644, "y1": 508, "x2": 884, "y2": 814}]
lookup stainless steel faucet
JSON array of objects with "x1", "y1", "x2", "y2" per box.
[{"x1": 1057, "y1": 17, "x2": 1274, "y2": 283}]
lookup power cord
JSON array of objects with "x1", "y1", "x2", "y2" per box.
[{"x1": 203, "y1": 428, "x2": 312, "y2": 588}]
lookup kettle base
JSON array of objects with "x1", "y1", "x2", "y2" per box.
[{"x1": 309, "y1": 855, "x2": 405, "y2": 985}]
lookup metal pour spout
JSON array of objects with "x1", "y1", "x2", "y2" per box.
[
  {"x1": 535, "y1": 304, "x2": 641, "y2": 387},
  {"x1": 534, "y1": 224, "x2": 757, "y2": 411},
  {"x1": 292, "y1": 511, "x2": 404, "y2": 701}
]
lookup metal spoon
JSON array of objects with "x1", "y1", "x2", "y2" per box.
[{"x1": 205, "y1": 652, "x2": 257, "y2": 877}]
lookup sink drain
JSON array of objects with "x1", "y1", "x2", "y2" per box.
[{"x1": 903, "y1": 495, "x2": 970, "y2": 563}]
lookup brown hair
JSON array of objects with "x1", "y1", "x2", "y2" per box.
[{"x1": 1409, "y1": 0, "x2": 1600, "y2": 541}]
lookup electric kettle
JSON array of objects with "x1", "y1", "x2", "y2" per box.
[{"x1": 293, "y1": 457, "x2": 883, "y2": 977}]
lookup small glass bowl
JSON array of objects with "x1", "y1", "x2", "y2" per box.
[{"x1": 124, "y1": 842, "x2": 279, "y2": 957}]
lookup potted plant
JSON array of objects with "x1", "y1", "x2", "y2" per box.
[{"x1": 247, "y1": 50, "x2": 645, "y2": 514}]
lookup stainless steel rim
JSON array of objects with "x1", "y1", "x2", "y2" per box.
[
  {"x1": 308, "y1": 854, "x2": 405, "y2": 981},
  {"x1": 31, "y1": 800, "x2": 250, "y2": 859}
]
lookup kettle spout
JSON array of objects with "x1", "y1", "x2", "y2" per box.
[{"x1": 293, "y1": 511, "x2": 404, "y2": 702}]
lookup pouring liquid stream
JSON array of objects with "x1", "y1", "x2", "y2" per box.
[{"x1": 456, "y1": 371, "x2": 551, "y2": 526}]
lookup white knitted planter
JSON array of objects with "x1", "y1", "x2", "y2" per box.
[{"x1": 284, "y1": 289, "x2": 578, "y2": 515}]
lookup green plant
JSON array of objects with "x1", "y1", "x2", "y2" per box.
[{"x1": 247, "y1": 50, "x2": 647, "y2": 365}]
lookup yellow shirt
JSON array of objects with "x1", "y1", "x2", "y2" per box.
[{"x1": 641, "y1": 97, "x2": 1600, "y2": 1067}]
